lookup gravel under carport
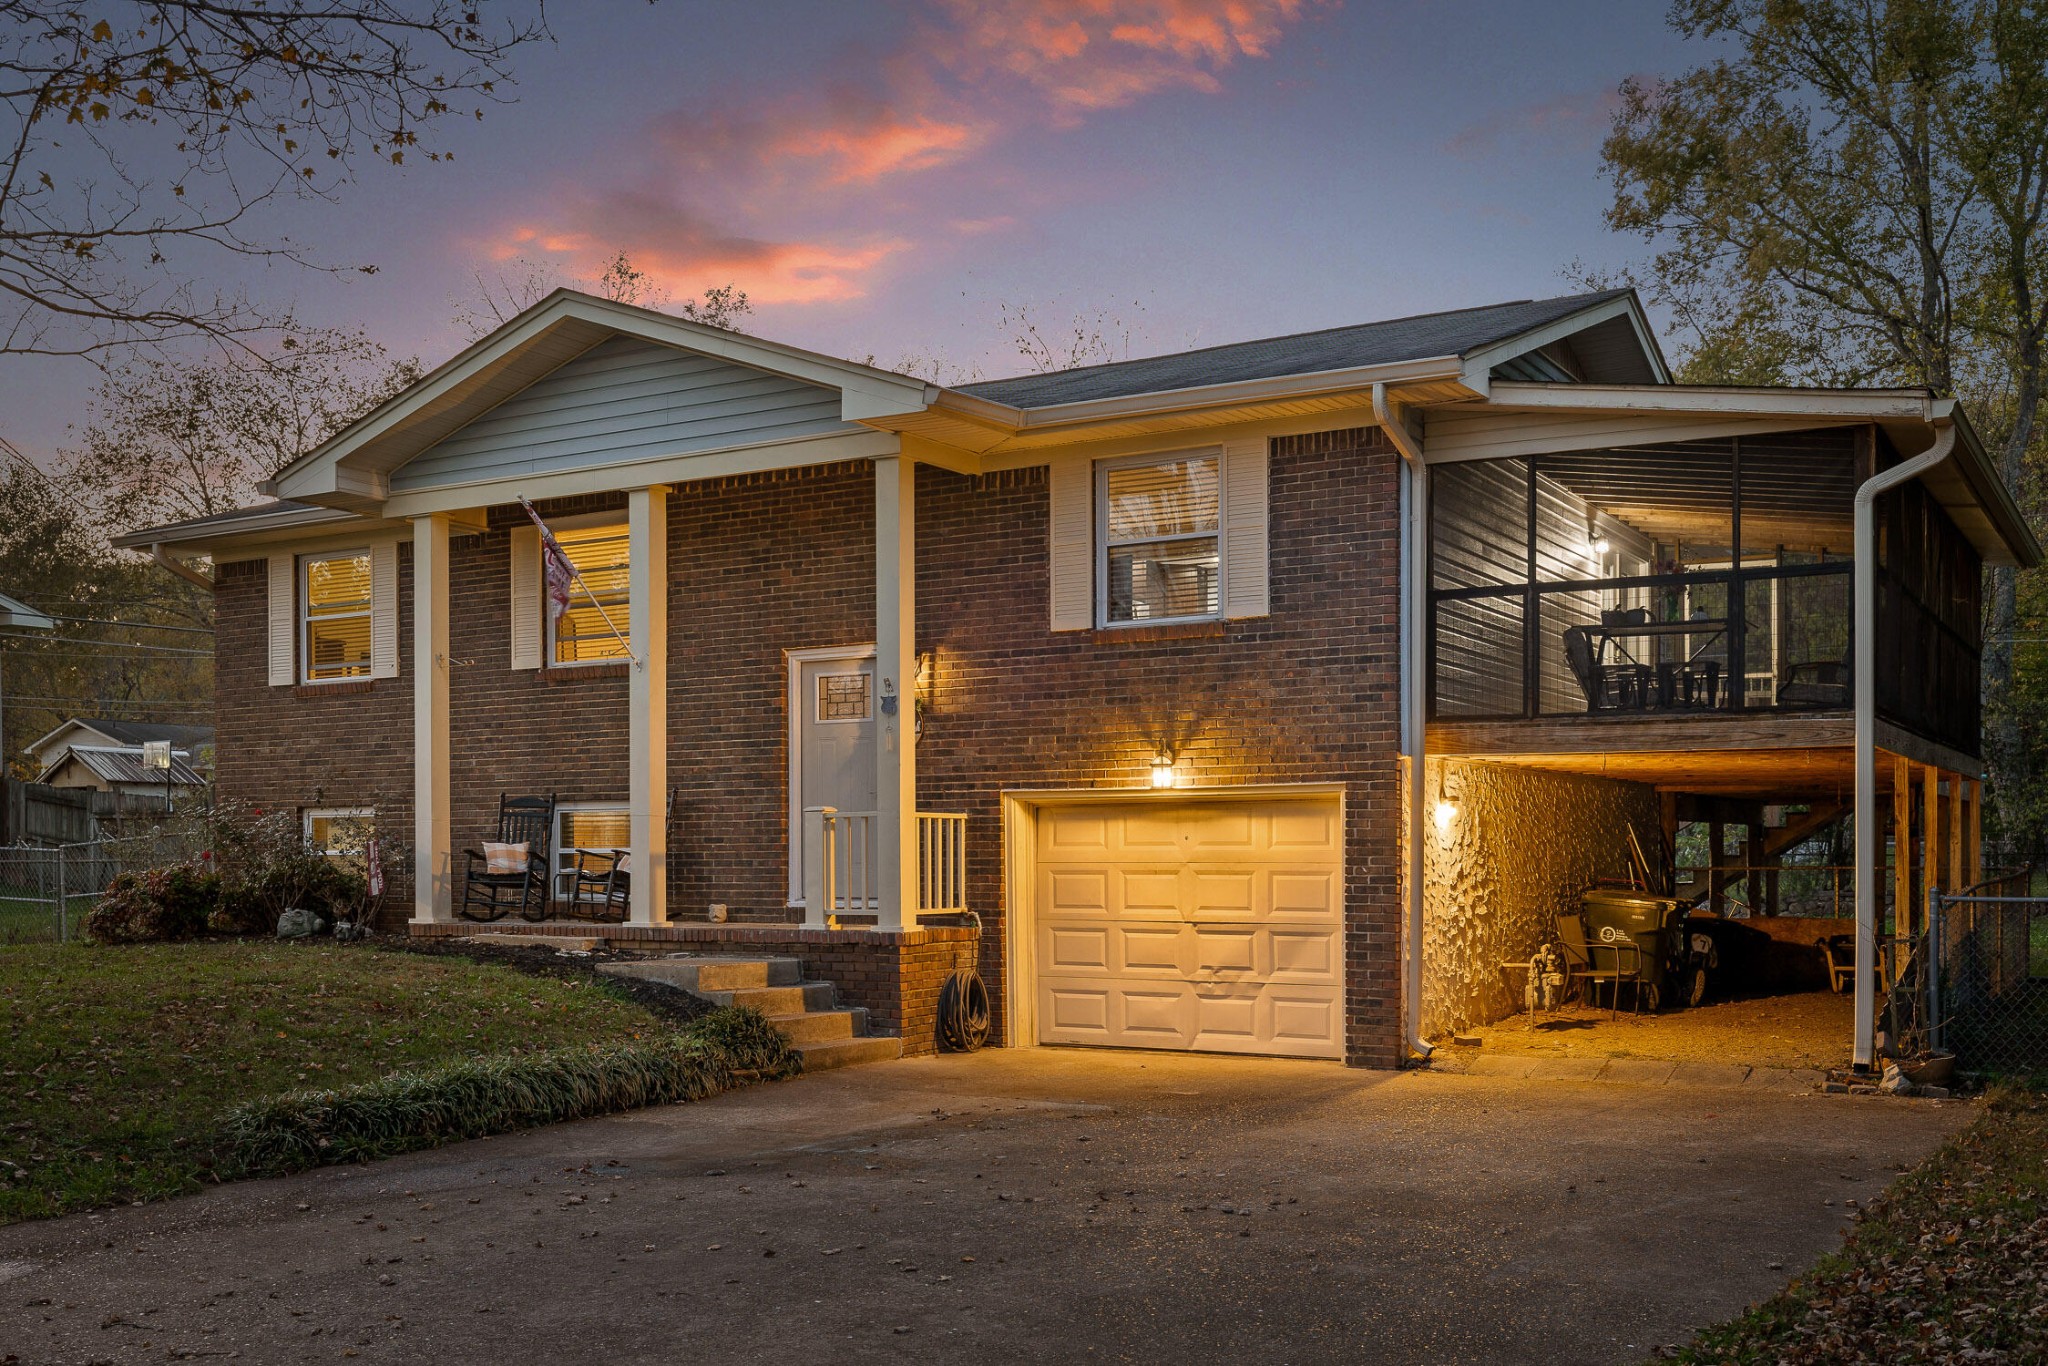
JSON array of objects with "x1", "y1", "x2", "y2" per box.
[{"x1": 0, "y1": 1048, "x2": 1967, "y2": 1365}]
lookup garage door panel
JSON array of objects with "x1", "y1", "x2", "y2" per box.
[
  {"x1": 1035, "y1": 797, "x2": 1342, "y2": 1060},
  {"x1": 1046, "y1": 926, "x2": 1111, "y2": 972},
  {"x1": 1192, "y1": 927, "x2": 1257, "y2": 973},
  {"x1": 1268, "y1": 928, "x2": 1337, "y2": 978},
  {"x1": 1116, "y1": 925, "x2": 1185, "y2": 974},
  {"x1": 1115, "y1": 868, "x2": 1183, "y2": 916},
  {"x1": 1046, "y1": 869, "x2": 1111, "y2": 914}
]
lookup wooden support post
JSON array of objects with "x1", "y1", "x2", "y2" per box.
[
  {"x1": 1947, "y1": 773, "x2": 1964, "y2": 897},
  {"x1": 1709, "y1": 819, "x2": 1725, "y2": 916},
  {"x1": 1924, "y1": 763, "x2": 1942, "y2": 896},
  {"x1": 873, "y1": 454, "x2": 917, "y2": 931},
  {"x1": 1745, "y1": 820, "x2": 1764, "y2": 917},
  {"x1": 627, "y1": 485, "x2": 669, "y2": 927},
  {"x1": 411, "y1": 514, "x2": 452, "y2": 923},
  {"x1": 1966, "y1": 780, "x2": 1983, "y2": 886},
  {"x1": 1892, "y1": 754, "x2": 1913, "y2": 938}
]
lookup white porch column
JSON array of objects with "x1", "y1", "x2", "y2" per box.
[
  {"x1": 628, "y1": 485, "x2": 669, "y2": 926},
  {"x1": 411, "y1": 513, "x2": 453, "y2": 922},
  {"x1": 873, "y1": 455, "x2": 916, "y2": 930}
]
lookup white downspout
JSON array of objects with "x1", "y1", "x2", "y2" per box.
[
  {"x1": 1852, "y1": 420, "x2": 1956, "y2": 1069},
  {"x1": 1375, "y1": 382, "x2": 1431, "y2": 1062},
  {"x1": 151, "y1": 544, "x2": 215, "y2": 592}
]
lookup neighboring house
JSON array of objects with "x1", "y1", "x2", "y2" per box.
[
  {"x1": 113, "y1": 287, "x2": 2039, "y2": 1069},
  {"x1": 25, "y1": 719, "x2": 215, "y2": 795}
]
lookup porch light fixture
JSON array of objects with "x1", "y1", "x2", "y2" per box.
[
  {"x1": 1150, "y1": 753, "x2": 1177, "y2": 789},
  {"x1": 1586, "y1": 508, "x2": 1610, "y2": 557},
  {"x1": 1431, "y1": 765, "x2": 1458, "y2": 833}
]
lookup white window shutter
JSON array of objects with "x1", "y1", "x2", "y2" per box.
[
  {"x1": 509, "y1": 525, "x2": 542, "y2": 670},
  {"x1": 1222, "y1": 438, "x2": 1270, "y2": 619},
  {"x1": 266, "y1": 554, "x2": 296, "y2": 687},
  {"x1": 1048, "y1": 455, "x2": 1094, "y2": 631},
  {"x1": 369, "y1": 541, "x2": 400, "y2": 679}
]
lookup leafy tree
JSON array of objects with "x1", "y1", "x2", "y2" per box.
[
  {"x1": 0, "y1": 447, "x2": 211, "y2": 778},
  {"x1": 61, "y1": 327, "x2": 421, "y2": 529},
  {"x1": 453, "y1": 249, "x2": 753, "y2": 339},
  {"x1": 0, "y1": 1, "x2": 546, "y2": 360},
  {"x1": 1599, "y1": 0, "x2": 2048, "y2": 854}
]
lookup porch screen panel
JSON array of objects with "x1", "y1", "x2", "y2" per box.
[
  {"x1": 1876, "y1": 479, "x2": 1982, "y2": 752},
  {"x1": 1433, "y1": 593, "x2": 1524, "y2": 717},
  {"x1": 1430, "y1": 459, "x2": 1528, "y2": 590}
]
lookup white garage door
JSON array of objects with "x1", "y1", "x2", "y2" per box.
[{"x1": 1032, "y1": 797, "x2": 1344, "y2": 1059}]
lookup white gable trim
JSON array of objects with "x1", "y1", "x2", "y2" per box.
[
  {"x1": 1456, "y1": 293, "x2": 1670, "y2": 397},
  {"x1": 268, "y1": 291, "x2": 934, "y2": 510}
]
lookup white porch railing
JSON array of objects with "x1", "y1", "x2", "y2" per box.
[{"x1": 801, "y1": 806, "x2": 969, "y2": 927}]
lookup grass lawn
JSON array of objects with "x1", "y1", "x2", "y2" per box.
[
  {"x1": 0, "y1": 939, "x2": 672, "y2": 1223},
  {"x1": 1672, "y1": 1085, "x2": 2048, "y2": 1363}
]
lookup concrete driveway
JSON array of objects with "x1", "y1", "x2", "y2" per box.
[{"x1": 0, "y1": 1050, "x2": 1966, "y2": 1365}]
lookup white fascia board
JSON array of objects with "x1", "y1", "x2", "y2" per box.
[
  {"x1": 0, "y1": 591, "x2": 56, "y2": 631},
  {"x1": 109, "y1": 504, "x2": 363, "y2": 551},
  {"x1": 270, "y1": 290, "x2": 932, "y2": 503},
  {"x1": 380, "y1": 427, "x2": 902, "y2": 518},
  {"x1": 1483, "y1": 381, "x2": 1937, "y2": 419},
  {"x1": 1457, "y1": 294, "x2": 1671, "y2": 392}
]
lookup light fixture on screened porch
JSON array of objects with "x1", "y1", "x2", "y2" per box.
[{"x1": 1586, "y1": 507, "x2": 1611, "y2": 558}]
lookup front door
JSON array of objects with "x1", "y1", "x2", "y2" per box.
[{"x1": 788, "y1": 648, "x2": 877, "y2": 904}]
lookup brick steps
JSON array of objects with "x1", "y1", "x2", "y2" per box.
[{"x1": 597, "y1": 954, "x2": 899, "y2": 1072}]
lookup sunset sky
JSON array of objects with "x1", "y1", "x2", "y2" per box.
[{"x1": 4, "y1": 1, "x2": 1705, "y2": 468}]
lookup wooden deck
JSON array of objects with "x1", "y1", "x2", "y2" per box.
[{"x1": 1427, "y1": 710, "x2": 1981, "y2": 796}]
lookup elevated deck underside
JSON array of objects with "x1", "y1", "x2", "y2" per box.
[{"x1": 1427, "y1": 710, "x2": 1979, "y2": 797}]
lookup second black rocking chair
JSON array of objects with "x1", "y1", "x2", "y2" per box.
[{"x1": 458, "y1": 793, "x2": 557, "y2": 922}]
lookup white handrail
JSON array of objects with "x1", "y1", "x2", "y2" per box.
[
  {"x1": 917, "y1": 812, "x2": 968, "y2": 914},
  {"x1": 803, "y1": 807, "x2": 968, "y2": 926}
]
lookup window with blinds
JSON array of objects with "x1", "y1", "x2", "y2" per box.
[
  {"x1": 301, "y1": 551, "x2": 373, "y2": 682},
  {"x1": 548, "y1": 523, "x2": 632, "y2": 665},
  {"x1": 1099, "y1": 452, "x2": 1221, "y2": 624}
]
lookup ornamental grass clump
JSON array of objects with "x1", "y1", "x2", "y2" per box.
[{"x1": 215, "y1": 1006, "x2": 801, "y2": 1179}]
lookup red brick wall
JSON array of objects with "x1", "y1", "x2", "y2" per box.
[
  {"x1": 208, "y1": 429, "x2": 1404, "y2": 1062},
  {"x1": 213, "y1": 552, "x2": 417, "y2": 927},
  {"x1": 913, "y1": 429, "x2": 1404, "y2": 1066}
]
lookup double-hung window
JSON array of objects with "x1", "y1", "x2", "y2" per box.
[
  {"x1": 1098, "y1": 451, "x2": 1222, "y2": 625},
  {"x1": 548, "y1": 523, "x2": 632, "y2": 666},
  {"x1": 301, "y1": 551, "x2": 373, "y2": 682}
]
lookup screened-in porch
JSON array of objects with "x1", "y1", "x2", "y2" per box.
[{"x1": 1426, "y1": 427, "x2": 1982, "y2": 755}]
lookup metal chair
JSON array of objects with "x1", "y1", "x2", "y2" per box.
[
  {"x1": 458, "y1": 793, "x2": 557, "y2": 922},
  {"x1": 1554, "y1": 914, "x2": 1643, "y2": 1016},
  {"x1": 1563, "y1": 626, "x2": 1651, "y2": 712},
  {"x1": 563, "y1": 849, "x2": 631, "y2": 924}
]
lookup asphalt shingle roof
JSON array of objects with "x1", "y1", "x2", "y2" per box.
[
  {"x1": 957, "y1": 289, "x2": 1631, "y2": 409},
  {"x1": 59, "y1": 746, "x2": 210, "y2": 788}
]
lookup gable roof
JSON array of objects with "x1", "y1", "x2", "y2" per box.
[
  {"x1": 25, "y1": 717, "x2": 215, "y2": 762},
  {"x1": 958, "y1": 290, "x2": 1663, "y2": 409},
  {"x1": 39, "y1": 745, "x2": 209, "y2": 788}
]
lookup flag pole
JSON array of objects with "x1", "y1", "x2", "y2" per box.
[{"x1": 519, "y1": 497, "x2": 640, "y2": 667}]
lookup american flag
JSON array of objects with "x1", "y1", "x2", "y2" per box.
[{"x1": 520, "y1": 497, "x2": 577, "y2": 622}]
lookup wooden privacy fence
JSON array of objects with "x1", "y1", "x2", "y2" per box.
[{"x1": 0, "y1": 777, "x2": 171, "y2": 846}]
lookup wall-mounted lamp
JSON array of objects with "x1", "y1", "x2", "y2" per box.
[
  {"x1": 1431, "y1": 765, "x2": 1459, "y2": 834},
  {"x1": 913, "y1": 650, "x2": 934, "y2": 739},
  {"x1": 1151, "y1": 752, "x2": 1178, "y2": 789},
  {"x1": 1586, "y1": 508, "x2": 1610, "y2": 557}
]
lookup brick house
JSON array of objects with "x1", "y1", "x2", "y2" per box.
[{"x1": 117, "y1": 287, "x2": 2038, "y2": 1068}]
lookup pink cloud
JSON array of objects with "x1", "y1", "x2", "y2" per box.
[
  {"x1": 468, "y1": 2, "x2": 1328, "y2": 309},
  {"x1": 1444, "y1": 83, "x2": 1630, "y2": 159}
]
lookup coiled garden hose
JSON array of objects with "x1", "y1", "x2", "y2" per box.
[{"x1": 937, "y1": 969, "x2": 991, "y2": 1052}]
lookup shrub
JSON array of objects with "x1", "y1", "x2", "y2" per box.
[
  {"x1": 84, "y1": 864, "x2": 221, "y2": 944},
  {"x1": 213, "y1": 1007, "x2": 802, "y2": 1178}
]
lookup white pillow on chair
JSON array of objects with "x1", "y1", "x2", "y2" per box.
[{"x1": 483, "y1": 841, "x2": 530, "y2": 875}]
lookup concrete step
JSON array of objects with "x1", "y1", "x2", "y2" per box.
[
  {"x1": 769, "y1": 1007, "x2": 867, "y2": 1044},
  {"x1": 710, "y1": 982, "x2": 837, "y2": 1014},
  {"x1": 461, "y1": 933, "x2": 604, "y2": 953},
  {"x1": 795, "y1": 1035, "x2": 902, "y2": 1072},
  {"x1": 596, "y1": 956, "x2": 802, "y2": 994}
]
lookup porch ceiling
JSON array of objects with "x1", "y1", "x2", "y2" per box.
[{"x1": 1430, "y1": 744, "x2": 1861, "y2": 798}]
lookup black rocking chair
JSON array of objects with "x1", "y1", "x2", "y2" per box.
[{"x1": 458, "y1": 793, "x2": 557, "y2": 922}]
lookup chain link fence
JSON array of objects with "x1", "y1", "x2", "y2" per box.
[
  {"x1": 1929, "y1": 870, "x2": 2048, "y2": 1074},
  {"x1": 0, "y1": 829, "x2": 208, "y2": 944}
]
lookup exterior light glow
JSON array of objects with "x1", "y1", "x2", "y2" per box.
[
  {"x1": 1432, "y1": 799, "x2": 1458, "y2": 832},
  {"x1": 1592, "y1": 537, "x2": 1610, "y2": 555},
  {"x1": 1151, "y1": 756, "x2": 1177, "y2": 789}
]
